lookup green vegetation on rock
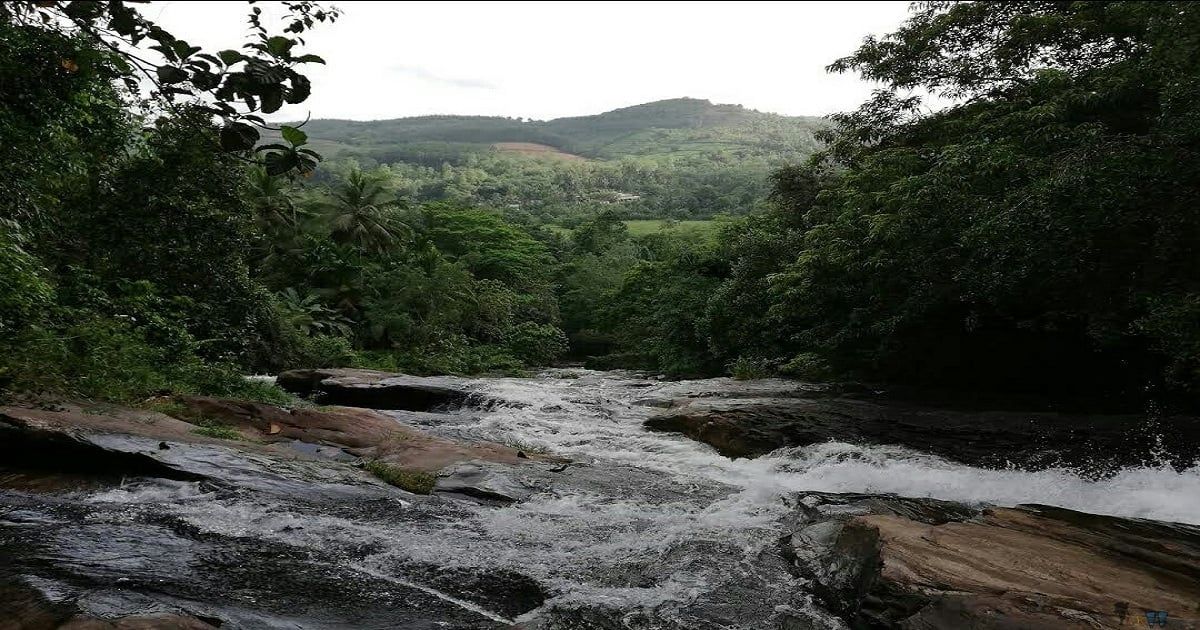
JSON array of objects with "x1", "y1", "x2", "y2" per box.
[
  {"x1": 191, "y1": 421, "x2": 244, "y2": 441},
  {"x1": 364, "y1": 460, "x2": 437, "y2": 494}
]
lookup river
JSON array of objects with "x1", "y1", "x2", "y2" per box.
[{"x1": 6, "y1": 369, "x2": 1200, "y2": 628}]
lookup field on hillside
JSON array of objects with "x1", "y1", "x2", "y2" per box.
[
  {"x1": 624, "y1": 220, "x2": 719, "y2": 236},
  {"x1": 549, "y1": 220, "x2": 719, "y2": 238},
  {"x1": 493, "y1": 142, "x2": 587, "y2": 161}
]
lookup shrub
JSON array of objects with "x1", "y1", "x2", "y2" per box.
[
  {"x1": 0, "y1": 311, "x2": 296, "y2": 406},
  {"x1": 778, "y1": 353, "x2": 833, "y2": 381},
  {"x1": 504, "y1": 322, "x2": 568, "y2": 366},
  {"x1": 0, "y1": 225, "x2": 52, "y2": 337},
  {"x1": 729, "y1": 356, "x2": 773, "y2": 380},
  {"x1": 290, "y1": 334, "x2": 357, "y2": 369}
]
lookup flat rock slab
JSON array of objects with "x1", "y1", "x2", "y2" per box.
[
  {"x1": 0, "y1": 398, "x2": 548, "y2": 497},
  {"x1": 785, "y1": 493, "x2": 1200, "y2": 629},
  {"x1": 0, "y1": 403, "x2": 394, "y2": 499},
  {"x1": 0, "y1": 397, "x2": 558, "y2": 629},
  {"x1": 644, "y1": 396, "x2": 1200, "y2": 471},
  {"x1": 276, "y1": 368, "x2": 490, "y2": 411}
]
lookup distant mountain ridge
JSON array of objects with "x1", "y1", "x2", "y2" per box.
[{"x1": 291, "y1": 98, "x2": 827, "y2": 166}]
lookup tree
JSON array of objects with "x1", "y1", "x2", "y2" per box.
[
  {"x1": 323, "y1": 169, "x2": 409, "y2": 253},
  {"x1": 1, "y1": 1, "x2": 338, "y2": 175},
  {"x1": 762, "y1": 1, "x2": 1200, "y2": 400},
  {"x1": 0, "y1": 3, "x2": 338, "y2": 399},
  {"x1": 247, "y1": 166, "x2": 304, "y2": 232}
]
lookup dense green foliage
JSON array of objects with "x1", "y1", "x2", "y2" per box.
[
  {"x1": 0, "y1": 3, "x2": 335, "y2": 402},
  {"x1": 253, "y1": 172, "x2": 569, "y2": 374},
  {"x1": 576, "y1": 1, "x2": 1200, "y2": 408},
  {"x1": 789, "y1": 0, "x2": 1200, "y2": 400},
  {"x1": 5, "y1": 1, "x2": 1197, "y2": 413}
]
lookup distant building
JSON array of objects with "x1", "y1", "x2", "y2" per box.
[{"x1": 592, "y1": 190, "x2": 642, "y2": 204}]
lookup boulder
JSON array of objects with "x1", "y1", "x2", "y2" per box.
[
  {"x1": 0, "y1": 579, "x2": 220, "y2": 630},
  {"x1": 644, "y1": 396, "x2": 1200, "y2": 471},
  {"x1": 0, "y1": 403, "x2": 215, "y2": 482},
  {"x1": 276, "y1": 368, "x2": 482, "y2": 411},
  {"x1": 174, "y1": 396, "x2": 401, "y2": 450},
  {"x1": 0, "y1": 398, "x2": 549, "y2": 495},
  {"x1": 785, "y1": 493, "x2": 1200, "y2": 629},
  {"x1": 433, "y1": 462, "x2": 539, "y2": 503},
  {"x1": 168, "y1": 396, "x2": 547, "y2": 473}
]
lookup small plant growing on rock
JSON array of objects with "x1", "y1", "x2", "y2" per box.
[
  {"x1": 191, "y1": 420, "x2": 243, "y2": 441},
  {"x1": 142, "y1": 399, "x2": 200, "y2": 421},
  {"x1": 729, "y1": 356, "x2": 773, "y2": 380},
  {"x1": 364, "y1": 460, "x2": 436, "y2": 494}
]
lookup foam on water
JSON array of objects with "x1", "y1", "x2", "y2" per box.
[
  {"x1": 464, "y1": 369, "x2": 1200, "y2": 525},
  {"x1": 80, "y1": 369, "x2": 1200, "y2": 624}
]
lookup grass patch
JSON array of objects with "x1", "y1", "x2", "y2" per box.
[
  {"x1": 190, "y1": 420, "x2": 243, "y2": 441},
  {"x1": 729, "y1": 356, "x2": 774, "y2": 380},
  {"x1": 623, "y1": 219, "x2": 717, "y2": 237},
  {"x1": 141, "y1": 398, "x2": 194, "y2": 419},
  {"x1": 225, "y1": 379, "x2": 299, "y2": 406},
  {"x1": 364, "y1": 460, "x2": 437, "y2": 494}
]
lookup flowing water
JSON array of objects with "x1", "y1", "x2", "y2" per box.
[{"x1": 8, "y1": 369, "x2": 1200, "y2": 628}]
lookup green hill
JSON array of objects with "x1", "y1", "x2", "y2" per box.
[
  {"x1": 281, "y1": 99, "x2": 828, "y2": 222},
  {"x1": 288, "y1": 98, "x2": 826, "y2": 166}
]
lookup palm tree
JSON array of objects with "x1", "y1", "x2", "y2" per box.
[
  {"x1": 323, "y1": 169, "x2": 409, "y2": 253},
  {"x1": 276, "y1": 287, "x2": 354, "y2": 337},
  {"x1": 246, "y1": 166, "x2": 303, "y2": 232}
]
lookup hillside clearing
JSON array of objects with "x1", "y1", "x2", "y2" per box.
[{"x1": 493, "y1": 142, "x2": 587, "y2": 162}]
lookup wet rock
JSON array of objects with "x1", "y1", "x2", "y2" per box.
[
  {"x1": 0, "y1": 514, "x2": 515, "y2": 629},
  {"x1": 644, "y1": 396, "x2": 1200, "y2": 471},
  {"x1": 0, "y1": 399, "x2": 549, "y2": 499},
  {"x1": 416, "y1": 567, "x2": 547, "y2": 619},
  {"x1": 630, "y1": 397, "x2": 674, "y2": 409},
  {"x1": 276, "y1": 368, "x2": 486, "y2": 411},
  {"x1": 174, "y1": 396, "x2": 542, "y2": 474},
  {"x1": 433, "y1": 462, "x2": 539, "y2": 503},
  {"x1": 0, "y1": 405, "x2": 208, "y2": 483},
  {"x1": 784, "y1": 493, "x2": 1200, "y2": 629},
  {"x1": 0, "y1": 578, "x2": 220, "y2": 630}
]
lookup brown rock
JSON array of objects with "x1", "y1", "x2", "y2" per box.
[
  {"x1": 0, "y1": 397, "x2": 550, "y2": 491},
  {"x1": 173, "y1": 396, "x2": 539, "y2": 472},
  {"x1": 788, "y1": 494, "x2": 1200, "y2": 629},
  {"x1": 173, "y1": 396, "x2": 399, "y2": 449},
  {"x1": 57, "y1": 614, "x2": 219, "y2": 630}
]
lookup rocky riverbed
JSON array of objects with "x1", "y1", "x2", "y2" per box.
[{"x1": 2, "y1": 369, "x2": 1199, "y2": 628}]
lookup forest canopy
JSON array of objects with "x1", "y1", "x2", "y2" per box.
[
  {"x1": 2, "y1": 1, "x2": 1198, "y2": 413},
  {"x1": 580, "y1": 0, "x2": 1200, "y2": 407}
]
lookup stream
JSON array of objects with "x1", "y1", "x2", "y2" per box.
[{"x1": 4, "y1": 369, "x2": 1200, "y2": 628}]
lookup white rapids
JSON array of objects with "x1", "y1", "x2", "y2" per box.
[{"x1": 87, "y1": 369, "x2": 1200, "y2": 626}]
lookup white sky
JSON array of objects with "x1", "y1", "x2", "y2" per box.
[{"x1": 147, "y1": 1, "x2": 913, "y2": 121}]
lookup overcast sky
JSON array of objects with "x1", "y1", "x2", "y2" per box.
[{"x1": 148, "y1": 1, "x2": 913, "y2": 121}]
